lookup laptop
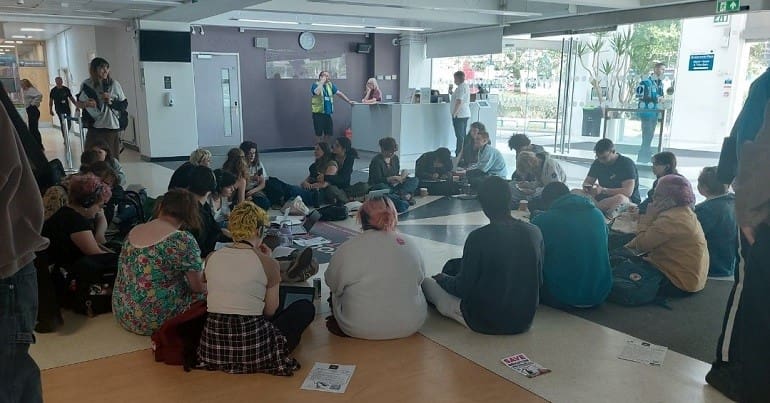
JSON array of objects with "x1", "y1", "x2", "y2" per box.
[
  {"x1": 286, "y1": 209, "x2": 321, "y2": 235},
  {"x1": 365, "y1": 188, "x2": 392, "y2": 201}
]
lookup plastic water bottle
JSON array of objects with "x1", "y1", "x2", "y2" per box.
[{"x1": 279, "y1": 218, "x2": 293, "y2": 247}]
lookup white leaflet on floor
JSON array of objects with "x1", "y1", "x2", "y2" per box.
[
  {"x1": 501, "y1": 353, "x2": 551, "y2": 378},
  {"x1": 618, "y1": 340, "x2": 668, "y2": 366},
  {"x1": 300, "y1": 363, "x2": 356, "y2": 394},
  {"x1": 293, "y1": 237, "x2": 331, "y2": 247},
  {"x1": 271, "y1": 246, "x2": 295, "y2": 258}
]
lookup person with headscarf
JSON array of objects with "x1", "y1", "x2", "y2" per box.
[{"x1": 624, "y1": 174, "x2": 709, "y2": 296}]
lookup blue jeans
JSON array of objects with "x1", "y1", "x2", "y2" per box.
[
  {"x1": 0, "y1": 263, "x2": 42, "y2": 403},
  {"x1": 638, "y1": 117, "x2": 658, "y2": 163},
  {"x1": 370, "y1": 177, "x2": 420, "y2": 196},
  {"x1": 452, "y1": 118, "x2": 469, "y2": 156}
]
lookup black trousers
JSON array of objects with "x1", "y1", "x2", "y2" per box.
[
  {"x1": 738, "y1": 224, "x2": 770, "y2": 402},
  {"x1": 271, "y1": 299, "x2": 315, "y2": 353},
  {"x1": 26, "y1": 106, "x2": 42, "y2": 150}
]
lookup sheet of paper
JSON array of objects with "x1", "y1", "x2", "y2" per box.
[
  {"x1": 271, "y1": 216, "x2": 303, "y2": 226},
  {"x1": 293, "y1": 237, "x2": 331, "y2": 247},
  {"x1": 271, "y1": 246, "x2": 295, "y2": 259},
  {"x1": 618, "y1": 340, "x2": 668, "y2": 366},
  {"x1": 501, "y1": 353, "x2": 551, "y2": 378},
  {"x1": 300, "y1": 363, "x2": 356, "y2": 394}
]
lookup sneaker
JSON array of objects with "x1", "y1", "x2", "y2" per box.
[
  {"x1": 285, "y1": 248, "x2": 317, "y2": 282},
  {"x1": 705, "y1": 362, "x2": 741, "y2": 401}
]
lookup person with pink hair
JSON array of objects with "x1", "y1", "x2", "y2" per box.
[
  {"x1": 612, "y1": 174, "x2": 709, "y2": 302},
  {"x1": 324, "y1": 196, "x2": 427, "y2": 340}
]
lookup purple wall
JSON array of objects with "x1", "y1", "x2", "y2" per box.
[{"x1": 192, "y1": 27, "x2": 400, "y2": 150}]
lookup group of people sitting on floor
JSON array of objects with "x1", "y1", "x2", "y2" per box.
[{"x1": 36, "y1": 126, "x2": 739, "y2": 378}]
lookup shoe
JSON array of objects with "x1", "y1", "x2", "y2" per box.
[
  {"x1": 705, "y1": 362, "x2": 741, "y2": 401},
  {"x1": 285, "y1": 248, "x2": 317, "y2": 282}
]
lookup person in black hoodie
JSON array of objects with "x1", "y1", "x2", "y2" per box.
[
  {"x1": 422, "y1": 176, "x2": 543, "y2": 334},
  {"x1": 694, "y1": 167, "x2": 737, "y2": 278}
]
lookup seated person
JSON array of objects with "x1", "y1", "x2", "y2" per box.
[
  {"x1": 638, "y1": 152, "x2": 679, "y2": 214},
  {"x1": 324, "y1": 196, "x2": 427, "y2": 340},
  {"x1": 623, "y1": 175, "x2": 709, "y2": 296},
  {"x1": 188, "y1": 165, "x2": 226, "y2": 258},
  {"x1": 415, "y1": 147, "x2": 453, "y2": 181},
  {"x1": 43, "y1": 161, "x2": 117, "y2": 221},
  {"x1": 462, "y1": 130, "x2": 508, "y2": 189},
  {"x1": 694, "y1": 167, "x2": 737, "y2": 278},
  {"x1": 89, "y1": 138, "x2": 126, "y2": 187},
  {"x1": 42, "y1": 173, "x2": 114, "y2": 269},
  {"x1": 368, "y1": 137, "x2": 419, "y2": 204},
  {"x1": 577, "y1": 139, "x2": 641, "y2": 219},
  {"x1": 168, "y1": 148, "x2": 212, "y2": 190},
  {"x1": 112, "y1": 189, "x2": 206, "y2": 335},
  {"x1": 532, "y1": 182, "x2": 611, "y2": 308},
  {"x1": 508, "y1": 133, "x2": 545, "y2": 181},
  {"x1": 223, "y1": 147, "x2": 270, "y2": 210},
  {"x1": 457, "y1": 122, "x2": 485, "y2": 168},
  {"x1": 209, "y1": 169, "x2": 237, "y2": 228},
  {"x1": 264, "y1": 142, "x2": 338, "y2": 207},
  {"x1": 323, "y1": 137, "x2": 359, "y2": 204},
  {"x1": 198, "y1": 201, "x2": 315, "y2": 375},
  {"x1": 422, "y1": 176, "x2": 543, "y2": 334},
  {"x1": 511, "y1": 150, "x2": 566, "y2": 209}
]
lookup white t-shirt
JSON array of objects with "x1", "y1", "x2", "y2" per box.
[
  {"x1": 451, "y1": 82, "x2": 471, "y2": 118},
  {"x1": 205, "y1": 247, "x2": 270, "y2": 316},
  {"x1": 78, "y1": 78, "x2": 126, "y2": 130},
  {"x1": 325, "y1": 230, "x2": 428, "y2": 340}
]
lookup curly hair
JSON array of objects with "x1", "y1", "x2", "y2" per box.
[
  {"x1": 358, "y1": 196, "x2": 398, "y2": 232},
  {"x1": 223, "y1": 148, "x2": 249, "y2": 180},
  {"x1": 68, "y1": 173, "x2": 112, "y2": 208},
  {"x1": 228, "y1": 201, "x2": 269, "y2": 242}
]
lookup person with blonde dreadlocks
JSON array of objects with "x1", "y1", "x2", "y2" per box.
[{"x1": 198, "y1": 201, "x2": 315, "y2": 375}]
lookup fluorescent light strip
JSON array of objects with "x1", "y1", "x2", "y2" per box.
[
  {"x1": 374, "y1": 26, "x2": 425, "y2": 31},
  {"x1": 74, "y1": 9, "x2": 113, "y2": 14},
  {"x1": 20, "y1": 28, "x2": 45, "y2": 32},
  {"x1": 235, "y1": 18, "x2": 299, "y2": 25},
  {"x1": 11, "y1": 35, "x2": 31, "y2": 39},
  {"x1": 0, "y1": 45, "x2": 16, "y2": 48},
  {"x1": 311, "y1": 23, "x2": 366, "y2": 29}
]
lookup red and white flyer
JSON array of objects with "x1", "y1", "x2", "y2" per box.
[{"x1": 501, "y1": 353, "x2": 551, "y2": 378}]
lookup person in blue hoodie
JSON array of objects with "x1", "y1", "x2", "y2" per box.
[
  {"x1": 694, "y1": 167, "x2": 737, "y2": 278},
  {"x1": 532, "y1": 182, "x2": 612, "y2": 308}
]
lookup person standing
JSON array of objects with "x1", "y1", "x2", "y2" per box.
[
  {"x1": 77, "y1": 57, "x2": 127, "y2": 160},
  {"x1": 449, "y1": 71, "x2": 471, "y2": 156},
  {"x1": 0, "y1": 83, "x2": 50, "y2": 403},
  {"x1": 311, "y1": 70, "x2": 353, "y2": 144},
  {"x1": 49, "y1": 77, "x2": 78, "y2": 139},
  {"x1": 635, "y1": 62, "x2": 665, "y2": 163},
  {"x1": 21, "y1": 79, "x2": 43, "y2": 150}
]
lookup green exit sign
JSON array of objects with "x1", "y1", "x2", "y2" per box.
[{"x1": 717, "y1": 0, "x2": 740, "y2": 14}]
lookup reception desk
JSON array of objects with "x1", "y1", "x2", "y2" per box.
[{"x1": 351, "y1": 103, "x2": 454, "y2": 156}]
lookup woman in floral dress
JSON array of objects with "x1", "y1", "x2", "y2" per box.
[{"x1": 112, "y1": 189, "x2": 207, "y2": 335}]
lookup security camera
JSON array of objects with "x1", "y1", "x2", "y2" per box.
[{"x1": 391, "y1": 37, "x2": 400, "y2": 46}]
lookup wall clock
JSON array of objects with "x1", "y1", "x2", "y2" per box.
[{"x1": 299, "y1": 31, "x2": 316, "y2": 50}]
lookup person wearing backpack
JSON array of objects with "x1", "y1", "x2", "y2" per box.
[
  {"x1": 609, "y1": 174, "x2": 709, "y2": 305},
  {"x1": 77, "y1": 57, "x2": 127, "y2": 160}
]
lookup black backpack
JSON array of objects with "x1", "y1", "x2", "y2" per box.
[{"x1": 318, "y1": 205, "x2": 349, "y2": 221}]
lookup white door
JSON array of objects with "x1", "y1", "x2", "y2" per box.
[{"x1": 193, "y1": 53, "x2": 243, "y2": 147}]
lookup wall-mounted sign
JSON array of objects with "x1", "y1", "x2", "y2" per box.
[
  {"x1": 716, "y1": 0, "x2": 740, "y2": 14},
  {"x1": 164, "y1": 76, "x2": 172, "y2": 89},
  {"x1": 714, "y1": 14, "x2": 730, "y2": 25},
  {"x1": 688, "y1": 54, "x2": 715, "y2": 71}
]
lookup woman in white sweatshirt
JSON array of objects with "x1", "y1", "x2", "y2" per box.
[{"x1": 324, "y1": 196, "x2": 427, "y2": 340}]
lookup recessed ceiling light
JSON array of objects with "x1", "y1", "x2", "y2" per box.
[
  {"x1": 311, "y1": 23, "x2": 366, "y2": 29},
  {"x1": 0, "y1": 45, "x2": 16, "y2": 48},
  {"x1": 234, "y1": 18, "x2": 299, "y2": 25},
  {"x1": 374, "y1": 26, "x2": 425, "y2": 32},
  {"x1": 20, "y1": 28, "x2": 45, "y2": 32},
  {"x1": 11, "y1": 35, "x2": 31, "y2": 39}
]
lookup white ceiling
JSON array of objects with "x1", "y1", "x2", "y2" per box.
[{"x1": 0, "y1": 0, "x2": 732, "y2": 38}]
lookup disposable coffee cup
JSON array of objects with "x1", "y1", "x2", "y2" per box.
[
  {"x1": 519, "y1": 200, "x2": 529, "y2": 211},
  {"x1": 419, "y1": 187, "x2": 428, "y2": 197}
]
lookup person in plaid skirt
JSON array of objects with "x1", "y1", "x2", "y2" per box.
[{"x1": 198, "y1": 201, "x2": 315, "y2": 375}]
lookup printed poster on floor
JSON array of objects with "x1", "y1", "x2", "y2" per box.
[
  {"x1": 501, "y1": 353, "x2": 551, "y2": 378},
  {"x1": 300, "y1": 363, "x2": 356, "y2": 394},
  {"x1": 618, "y1": 340, "x2": 668, "y2": 366}
]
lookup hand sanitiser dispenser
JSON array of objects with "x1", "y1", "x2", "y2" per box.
[{"x1": 164, "y1": 91, "x2": 174, "y2": 107}]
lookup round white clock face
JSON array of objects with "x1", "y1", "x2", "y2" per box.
[{"x1": 299, "y1": 31, "x2": 316, "y2": 50}]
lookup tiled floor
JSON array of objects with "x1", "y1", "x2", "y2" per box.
[{"x1": 35, "y1": 127, "x2": 731, "y2": 402}]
